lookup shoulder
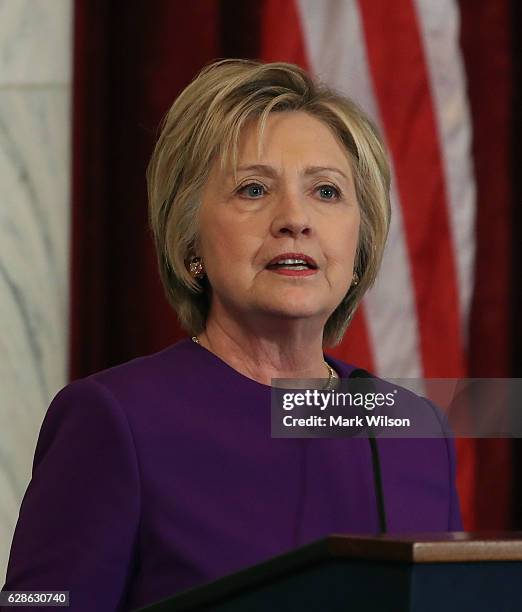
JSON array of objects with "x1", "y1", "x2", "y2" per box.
[
  {"x1": 35, "y1": 376, "x2": 136, "y2": 472},
  {"x1": 88, "y1": 336, "x2": 196, "y2": 391},
  {"x1": 40, "y1": 339, "x2": 198, "y2": 453},
  {"x1": 33, "y1": 341, "x2": 199, "y2": 476},
  {"x1": 57, "y1": 337, "x2": 196, "y2": 407}
]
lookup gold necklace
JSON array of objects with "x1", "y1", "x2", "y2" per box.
[{"x1": 191, "y1": 336, "x2": 337, "y2": 389}]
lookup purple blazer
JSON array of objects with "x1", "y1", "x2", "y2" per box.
[{"x1": 2, "y1": 339, "x2": 462, "y2": 610}]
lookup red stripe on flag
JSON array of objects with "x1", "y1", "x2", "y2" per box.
[
  {"x1": 358, "y1": 0, "x2": 465, "y2": 378},
  {"x1": 329, "y1": 308, "x2": 376, "y2": 373},
  {"x1": 261, "y1": 0, "x2": 309, "y2": 66}
]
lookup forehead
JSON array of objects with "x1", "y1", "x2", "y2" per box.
[
  {"x1": 236, "y1": 111, "x2": 351, "y2": 167},
  {"x1": 209, "y1": 111, "x2": 354, "y2": 183}
]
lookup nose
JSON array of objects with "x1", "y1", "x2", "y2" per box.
[{"x1": 270, "y1": 189, "x2": 312, "y2": 238}]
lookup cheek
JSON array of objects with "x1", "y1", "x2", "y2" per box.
[
  {"x1": 216, "y1": 212, "x2": 268, "y2": 258},
  {"x1": 216, "y1": 228, "x2": 253, "y2": 262},
  {"x1": 326, "y1": 218, "x2": 360, "y2": 266},
  {"x1": 201, "y1": 218, "x2": 259, "y2": 281},
  {"x1": 201, "y1": 214, "x2": 234, "y2": 256}
]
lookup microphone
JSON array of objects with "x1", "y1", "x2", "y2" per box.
[{"x1": 348, "y1": 368, "x2": 388, "y2": 534}]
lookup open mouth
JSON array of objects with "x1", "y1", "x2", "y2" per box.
[
  {"x1": 266, "y1": 255, "x2": 318, "y2": 271},
  {"x1": 265, "y1": 255, "x2": 319, "y2": 277},
  {"x1": 267, "y1": 260, "x2": 315, "y2": 271}
]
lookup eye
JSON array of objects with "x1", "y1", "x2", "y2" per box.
[
  {"x1": 237, "y1": 182, "x2": 267, "y2": 199},
  {"x1": 316, "y1": 184, "x2": 341, "y2": 200}
]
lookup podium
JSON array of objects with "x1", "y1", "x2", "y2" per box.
[{"x1": 136, "y1": 533, "x2": 522, "y2": 611}]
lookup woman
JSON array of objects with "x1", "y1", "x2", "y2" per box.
[{"x1": 2, "y1": 59, "x2": 461, "y2": 611}]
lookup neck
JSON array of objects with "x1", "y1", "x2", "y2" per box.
[{"x1": 197, "y1": 308, "x2": 332, "y2": 386}]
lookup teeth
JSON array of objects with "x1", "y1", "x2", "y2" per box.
[{"x1": 276, "y1": 258, "x2": 307, "y2": 265}]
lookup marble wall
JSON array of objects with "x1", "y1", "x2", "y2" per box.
[{"x1": 0, "y1": 0, "x2": 72, "y2": 581}]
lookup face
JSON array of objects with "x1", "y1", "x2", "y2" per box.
[{"x1": 197, "y1": 111, "x2": 360, "y2": 330}]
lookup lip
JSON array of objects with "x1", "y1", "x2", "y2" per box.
[
  {"x1": 267, "y1": 267, "x2": 318, "y2": 277},
  {"x1": 266, "y1": 252, "x2": 318, "y2": 268}
]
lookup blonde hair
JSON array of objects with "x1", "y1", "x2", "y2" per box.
[{"x1": 147, "y1": 59, "x2": 391, "y2": 346}]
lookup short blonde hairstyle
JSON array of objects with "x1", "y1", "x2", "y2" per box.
[{"x1": 147, "y1": 59, "x2": 391, "y2": 347}]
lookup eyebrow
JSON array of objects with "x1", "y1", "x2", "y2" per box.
[{"x1": 235, "y1": 164, "x2": 349, "y2": 181}]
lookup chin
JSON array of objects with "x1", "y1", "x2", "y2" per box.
[{"x1": 257, "y1": 296, "x2": 329, "y2": 320}]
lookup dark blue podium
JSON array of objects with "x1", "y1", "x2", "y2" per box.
[{"x1": 136, "y1": 533, "x2": 522, "y2": 611}]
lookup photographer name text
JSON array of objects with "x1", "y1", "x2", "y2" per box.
[{"x1": 282, "y1": 414, "x2": 411, "y2": 428}]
